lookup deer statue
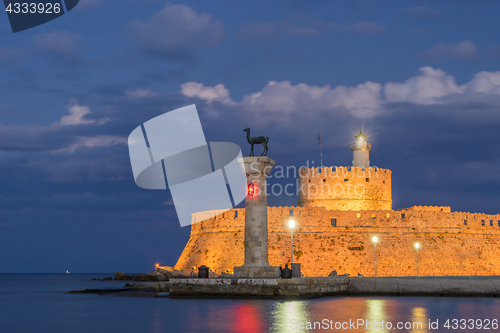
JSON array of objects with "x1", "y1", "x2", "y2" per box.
[{"x1": 243, "y1": 128, "x2": 269, "y2": 156}]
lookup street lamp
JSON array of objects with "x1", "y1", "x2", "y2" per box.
[
  {"x1": 415, "y1": 243, "x2": 420, "y2": 277},
  {"x1": 288, "y1": 220, "x2": 295, "y2": 264},
  {"x1": 372, "y1": 236, "x2": 378, "y2": 277}
]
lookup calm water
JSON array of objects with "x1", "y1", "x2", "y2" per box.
[{"x1": 0, "y1": 274, "x2": 499, "y2": 333}]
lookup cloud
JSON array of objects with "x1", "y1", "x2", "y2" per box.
[
  {"x1": 55, "y1": 100, "x2": 110, "y2": 126},
  {"x1": 128, "y1": 4, "x2": 224, "y2": 59},
  {"x1": 239, "y1": 19, "x2": 385, "y2": 41},
  {"x1": 239, "y1": 21, "x2": 317, "y2": 40},
  {"x1": 420, "y1": 40, "x2": 480, "y2": 62},
  {"x1": 400, "y1": 6, "x2": 440, "y2": 18},
  {"x1": 384, "y1": 67, "x2": 463, "y2": 104},
  {"x1": 330, "y1": 21, "x2": 386, "y2": 34},
  {"x1": 33, "y1": 30, "x2": 81, "y2": 61},
  {"x1": 181, "y1": 66, "x2": 500, "y2": 120},
  {"x1": 466, "y1": 71, "x2": 500, "y2": 94},
  {"x1": 0, "y1": 47, "x2": 22, "y2": 66},
  {"x1": 53, "y1": 135, "x2": 127, "y2": 153},
  {"x1": 180, "y1": 82, "x2": 232, "y2": 104},
  {"x1": 76, "y1": 0, "x2": 102, "y2": 10},
  {"x1": 126, "y1": 89, "x2": 156, "y2": 98}
]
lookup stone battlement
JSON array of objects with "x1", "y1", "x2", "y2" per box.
[
  {"x1": 298, "y1": 166, "x2": 392, "y2": 211},
  {"x1": 408, "y1": 205, "x2": 451, "y2": 212}
]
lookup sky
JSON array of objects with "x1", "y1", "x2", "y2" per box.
[{"x1": 1, "y1": 0, "x2": 500, "y2": 273}]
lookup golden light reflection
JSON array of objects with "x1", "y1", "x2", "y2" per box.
[
  {"x1": 365, "y1": 300, "x2": 389, "y2": 333},
  {"x1": 410, "y1": 307, "x2": 428, "y2": 333},
  {"x1": 271, "y1": 301, "x2": 310, "y2": 333},
  {"x1": 231, "y1": 304, "x2": 264, "y2": 333}
]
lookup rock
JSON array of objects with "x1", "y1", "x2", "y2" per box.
[
  {"x1": 339, "y1": 273, "x2": 349, "y2": 277},
  {"x1": 155, "y1": 266, "x2": 175, "y2": 273},
  {"x1": 358, "y1": 273, "x2": 364, "y2": 277},
  {"x1": 103, "y1": 277, "x2": 112, "y2": 281},
  {"x1": 155, "y1": 274, "x2": 168, "y2": 281},
  {"x1": 209, "y1": 270, "x2": 220, "y2": 278},
  {"x1": 328, "y1": 270, "x2": 337, "y2": 277},
  {"x1": 164, "y1": 270, "x2": 187, "y2": 279},
  {"x1": 115, "y1": 271, "x2": 173, "y2": 281}
]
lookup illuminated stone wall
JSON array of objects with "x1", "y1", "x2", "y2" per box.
[
  {"x1": 174, "y1": 207, "x2": 500, "y2": 277},
  {"x1": 297, "y1": 167, "x2": 392, "y2": 211}
]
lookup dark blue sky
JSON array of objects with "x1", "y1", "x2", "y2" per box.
[{"x1": 1, "y1": 0, "x2": 500, "y2": 273}]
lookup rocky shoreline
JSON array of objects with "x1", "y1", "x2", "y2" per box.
[{"x1": 90, "y1": 266, "x2": 234, "y2": 283}]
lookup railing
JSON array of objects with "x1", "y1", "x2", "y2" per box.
[{"x1": 351, "y1": 143, "x2": 371, "y2": 150}]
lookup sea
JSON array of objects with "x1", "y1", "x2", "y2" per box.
[{"x1": 1, "y1": 273, "x2": 499, "y2": 333}]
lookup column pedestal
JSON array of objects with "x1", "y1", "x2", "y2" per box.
[{"x1": 234, "y1": 156, "x2": 280, "y2": 278}]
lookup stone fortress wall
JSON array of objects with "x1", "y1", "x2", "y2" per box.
[
  {"x1": 298, "y1": 166, "x2": 392, "y2": 211},
  {"x1": 174, "y1": 132, "x2": 500, "y2": 277},
  {"x1": 174, "y1": 206, "x2": 500, "y2": 277}
]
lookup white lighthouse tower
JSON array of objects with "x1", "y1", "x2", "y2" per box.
[{"x1": 351, "y1": 131, "x2": 371, "y2": 168}]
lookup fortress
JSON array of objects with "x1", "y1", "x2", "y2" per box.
[{"x1": 174, "y1": 132, "x2": 500, "y2": 277}]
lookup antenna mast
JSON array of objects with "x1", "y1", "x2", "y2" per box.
[{"x1": 319, "y1": 132, "x2": 323, "y2": 167}]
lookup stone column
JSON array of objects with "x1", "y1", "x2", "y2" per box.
[{"x1": 234, "y1": 156, "x2": 280, "y2": 278}]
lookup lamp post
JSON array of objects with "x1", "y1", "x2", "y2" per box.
[
  {"x1": 372, "y1": 236, "x2": 378, "y2": 277},
  {"x1": 415, "y1": 243, "x2": 420, "y2": 277},
  {"x1": 288, "y1": 220, "x2": 295, "y2": 264}
]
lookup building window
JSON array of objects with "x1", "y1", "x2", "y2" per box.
[
  {"x1": 322, "y1": 179, "x2": 326, "y2": 182},
  {"x1": 344, "y1": 179, "x2": 349, "y2": 182},
  {"x1": 481, "y1": 220, "x2": 485, "y2": 226},
  {"x1": 356, "y1": 213, "x2": 361, "y2": 218},
  {"x1": 372, "y1": 213, "x2": 376, "y2": 219},
  {"x1": 401, "y1": 214, "x2": 406, "y2": 219},
  {"x1": 383, "y1": 180, "x2": 386, "y2": 184},
  {"x1": 498, "y1": 220, "x2": 500, "y2": 227},
  {"x1": 331, "y1": 218, "x2": 337, "y2": 227},
  {"x1": 235, "y1": 211, "x2": 238, "y2": 218},
  {"x1": 366, "y1": 178, "x2": 369, "y2": 182},
  {"x1": 289, "y1": 210, "x2": 293, "y2": 216},
  {"x1": 464, "y1": 220, "x2": 467, "y2": 225},
  {"x1": 386, "y1": 213, "x2": 390, "y2": 218},
  {"x1": 490, "y1": 220, "x2": 493, "y2": 226}
]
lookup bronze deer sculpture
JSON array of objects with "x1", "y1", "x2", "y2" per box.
[{"x1": 244, "y1": 128, "x2": 269, "y2": 156}]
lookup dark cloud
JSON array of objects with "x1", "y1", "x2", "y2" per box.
[
  {"x1": 32, "y1": 30, "x2": 82, "y2": 63},
  {"x1": 128, "y1": 4, "x2": 224, "y2": 59}
]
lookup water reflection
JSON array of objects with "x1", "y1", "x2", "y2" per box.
[
  {"x1": 231, "y1": 303, "x2": 265, "y2": 333},
  {"x1": 151, "y1": 307, "x2": 162, "y2": 333},
  {"x1": 365, "y1": 300, "x2": 389, "y2": 333},
  {"x1": 271, "y1": 301, "x2": 310, "y2": 333},
  {"x1": 269, "y1": 297, "x2": 433, "y2": 332},
  {"x1": 411, "y1": 307, "x2": 428, "y2": 333}
]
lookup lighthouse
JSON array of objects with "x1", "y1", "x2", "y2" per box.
[{"x1": 351, "y1": 131, "x2": 371, "y2": 168}]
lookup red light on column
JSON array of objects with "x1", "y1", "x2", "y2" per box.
[{"x1": 248, "y1": 182, "x2": 255, "y2": 196}]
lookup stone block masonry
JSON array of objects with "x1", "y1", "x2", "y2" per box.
[
  {"x1": 298, "y1": 167, "x2": 392, "y2": 211},
  {"x1": 175, "y1": 206, "x2": 500, "y2": 277}
]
